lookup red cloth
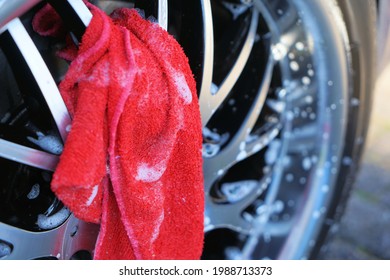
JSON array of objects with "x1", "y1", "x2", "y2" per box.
[{"x1": 33, "y1": 3, "x2": 204, "y2": 260}]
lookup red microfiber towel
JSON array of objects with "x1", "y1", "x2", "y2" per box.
[{"x1": 33, "y1": 3, "x2": 204, "y2": 260}]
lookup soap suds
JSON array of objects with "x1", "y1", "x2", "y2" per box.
[
  {"x1": 136, "y1": 163, "x2": 167, "y2": 183},
  {"x1": 172, "y1": 71, "x2": 192, "y2": 104},
  {"x1": 86, "y1": 185, "x2": 99, "y2": 206}
]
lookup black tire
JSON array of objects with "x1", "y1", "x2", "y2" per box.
[
  {"x1": 0, "y1": 0, "x2": 376, "y2": 260},
  {"x1": 311, "y1": 0, "x2": 377, "y2": 258}
]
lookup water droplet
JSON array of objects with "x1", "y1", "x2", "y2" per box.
[
  {"x1": 295, "y1": 42, "x2": 305, "y2": 51},
  {"x1": 211, "y1": 83, "x2": 219, "y2": 94},
  {"x1": 243, "y1": 212, "x2": 254, "y2": 222},
  {"x1": 351, "y1": 98, "x2": 360, "y2": 107},
  {"x1": 277, "y1": 9, "x2": 283, "y2": 15},
  {"x1": 313, "y1": 211, "x2": 321, "y2": 219},
  {"x1": 236, "y1": 150, "x2": 247, "y2": 161},
  {"x1": 305, "y1": 95, "x2": 313, "y2": 104},
  {"x1": 271, "y1": 43, "x2": 288, "y2": 61},
  {"x1": 203, "y1": 143, "x2": 220, "y2": 158},
  {"x1": 302, "y1": 157, "x2": 312, "y2": 170},
  {"x1": 322, "y1": 185, "x2": 329, "y2": 193},
  {"x1": 328, "y1": 80, "x2": 334, "y2": 86},
  {"x1": 273, "y1": 200, "x2": 285, "y2": 213},
  {"x1": 285, "y1": 173, "x2": 294, "y2": 182},
  {"x1": 27, "y1": 184, "x2": 40, "y2": 200},
  {"x1": 277, "y1": 88, "x2": 287, "y2": 99},
  {"x1": 330, "y1": 103, "x2": 337, "y2": 110},
  {"x1": 267, "y1": 99, "x2": 286, "y2": 113},
  {"x1": 342, "y1": 156, "x2": 352, "y2": 166},
  {"x1": 217, "y1": 169, "x2": 224, "y2": 176},
  {"x1": 204, "y1": 216, "x2": 211, "y2": 225},
  {"x1": 302, "y1": 76, "x2": 311, "y2": 85},
  {"x1": 287, "y1": 200, "x2": 295, "y2": 207},
  {"x1": 356, "y1": 137, "x2": 364, "y2": 145},
  {"x1": 221, "y1": 180, "x2": 258, "y2": 203},
  {"x1": 285, "y1": 111, "x2": 294, "y2": 121},
  {"x1": 282, "y1": 156, "x2": 291, "y2": 167},
  {"x1": 308, "y1": 69, "x2": 315, "y2": 76},
  {"x1": 225, "y1": 247, "x2": 242, "y2": 260},
  {"x1": 289, "y1": 61, "x2": 300, "y2": 71}
]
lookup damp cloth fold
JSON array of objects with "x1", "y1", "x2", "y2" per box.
[{"x1": 33, "y1": 3, "x2": 204, "y2": 260}]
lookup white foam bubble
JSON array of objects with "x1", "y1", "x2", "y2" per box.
[
  {"x1": 86, "y1": 185, "x2": 99, "y2": 206},
  {"x1": 136, "y1": 163, "x2": 166, "y2": 183},
  {"x1": 37, "y1": 207, "x2": 70, "y2": 230},
  {"x1": 221, "y1": 180, "x2": 258, "y2": 203},
  {"x1": 172, "y1": 71, "x2": 192, "y2": 104},
  {"x1": 27, "y1": 184, "x2": 40, "y2": 200},
  {"x1": 0, "y1": 242, "x2": 12, "y2": 258},
  {"x1": 27, "y1": 133, "x2": 63, "y2": 155},
  {"x1": 150, "y1": 210, "x2": 164, "y2": 243}
]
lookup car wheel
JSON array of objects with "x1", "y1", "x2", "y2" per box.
[{"x1": 0, "y1": 0, "x2": 376, "y2": 260}]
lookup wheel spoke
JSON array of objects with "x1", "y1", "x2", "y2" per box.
[
  {"x1": 203, "y1": 55, "x2": 275, "y2": 193},
  {"x1": 0, "y1": 0, "x2": 40, "y2": 30},
  {"x1": 157, "y1": 0, "x2": 168, "y2": 30},
  {"x1": 0, "y1": 216, "x2": 99, "y2": 260},
  {"x1": 4, "y1": 18, "x2": 71, "y2": 142},
  {"x1": 0, "y1": 221, "x2": 65, "y2": 259},
  {"x1": 47, "y1": 0, "x2": 92, "y2": 42},
  {"x1": 199, "y1": 0, "x2": 215, "y2": 127},
  {"x1": 0, "y1": 138, "x2": 59, "y2": 171},
  {"x1": 67, "y1": 0, "x2": 93, "y2": 27},
  {"x1": 205, "y1": 196, "x2": 252, "y2": 233},
  {"x1": 201, "y1": 10, "x2": 259, "y2": 126}
]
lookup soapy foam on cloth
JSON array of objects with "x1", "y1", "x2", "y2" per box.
[{"x1": 33, "y1": 3, "x2": 204, "y2": 260}]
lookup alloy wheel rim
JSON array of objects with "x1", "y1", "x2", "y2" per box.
[{"x1": 0, "y1": 0, "x2": 351, "y2": 260}]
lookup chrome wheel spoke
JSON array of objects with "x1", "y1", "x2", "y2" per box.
[
  {"x1": 4, "y1": 18, "x2": 71, "y2": 142},
  {"x1": 205, "y1": 197, "x2": 252, "y2": 233},
  {"x1": 201, "y1": 10, "x2": 259, "y2": 127},
  {"x1": 0, "y1": 216, "x2": 99, "y2": 260},
  {"x1": 67, "y1": 0, "x2": 93, "y2": 27},
  {"x1": 157, "y1": 0, "x2": 168, "y2": 30},
  {"x1": 0, "y1": 0, "x2": 40, "y2": 30},
  {"x1": 0, "y1": 138, "x2": 59, "y2": 171},
  {"x1": 199, "y1": 0, "x2": 215, "y2": 127},
  {"x1": 203, "y1": 55, "x2": 275, "y2": 194},
  {"x1": 0, "y1": 221, "x2": 65, "y2": 259}
]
